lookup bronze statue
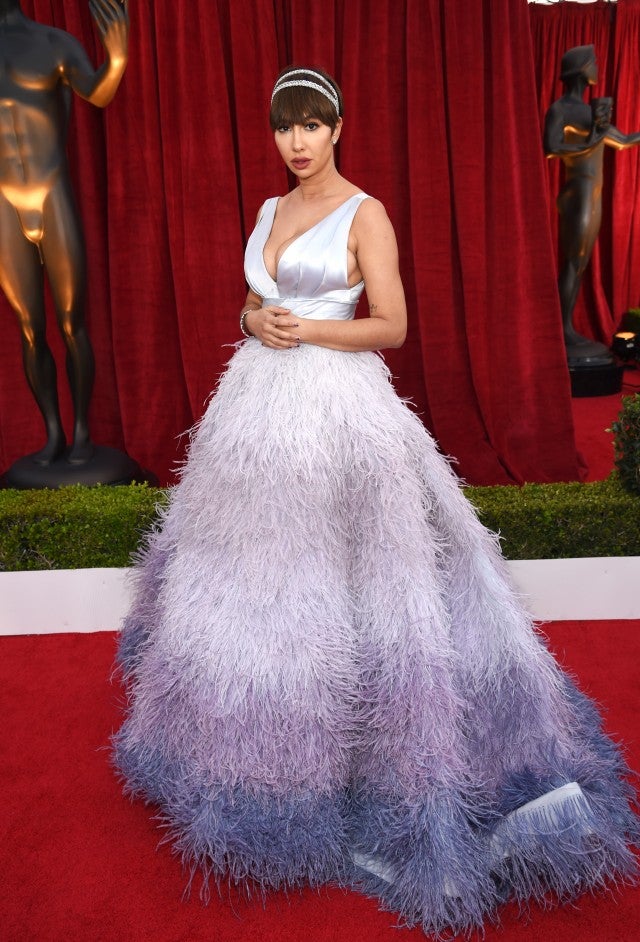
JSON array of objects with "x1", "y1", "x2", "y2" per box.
[
  {"x1": 544, "y1": 45, "x2": 640, "y2": 364},
  {"x1": 0, "y1": 0, "x2": 129, "y2": 467}
]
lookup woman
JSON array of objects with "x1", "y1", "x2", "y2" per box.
[{"x1": 114, "y1": 67, "x2": 638, "y2": 937}]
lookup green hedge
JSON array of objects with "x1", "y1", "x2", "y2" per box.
[
  {"x1": 621, "y1": 308, "x2": 640, "y2": 333},
  {"x1": 610, "y1": 393, "x2": 640, "y2": 496},
  {"x1": 0, "y1": 484, "x2": 167, "y2": 572},
  {"x1": 468, "y1": 476, "x2": 640, "y2": 559},
  {"x1": 0, "y1": 476, "x2": 638, "y2": 572}
]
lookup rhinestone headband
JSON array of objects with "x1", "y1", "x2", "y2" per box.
[{"x1": 271, "y1": 69, "x2": 340, "y2": 115}]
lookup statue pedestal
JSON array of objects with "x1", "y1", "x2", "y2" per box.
[
  {"x1": 569, "y1": 361, "x2": 623, "y2": 398},
  {"x1": 2, "y1": 445, "x2": 155, "y2": 489}
]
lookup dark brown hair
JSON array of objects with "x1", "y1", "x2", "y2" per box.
[{"x1": 269, "y1": 66, "x2": 343, "y2": 132}]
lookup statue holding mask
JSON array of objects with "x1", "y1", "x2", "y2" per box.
[
  {"x1": 544, "y1": 44, "x2": 640, "y2": 365},
  {"x1": 0, "y1": 0, "x2": 136, "y2": 486}
]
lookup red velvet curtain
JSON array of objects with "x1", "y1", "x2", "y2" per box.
[
  {"x1": 530, "y1": 0, "x2": 640, "y2": 345},
  {"x1": 0, "y1": 0, "x2": 586, "y2": 486},
  {"x1": 612, "y1": 0, "x2": 640, "y2": 321}
]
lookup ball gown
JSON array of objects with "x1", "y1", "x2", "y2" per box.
[{"x1": 114, "y1": 193, "x2": 638, "y2": 936}]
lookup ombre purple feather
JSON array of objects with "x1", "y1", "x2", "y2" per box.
[{"x1": 114, "y1": 341, "x2": 638, "y2": 937}]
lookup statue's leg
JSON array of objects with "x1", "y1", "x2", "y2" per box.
[
  {"x1": 0, "y1": 194, "x2": 66, "y2": 465},
  {"x1": 557, "y1": 257, "x2": 586, "y2": 344},
  {"x1": 41, "y1": 179, "x2": 95, "y2": 464},
  {"x1": 557, "y1": 182, "x2": 601, "y2": 345}
]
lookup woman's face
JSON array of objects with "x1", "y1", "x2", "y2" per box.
[{"x1": 274, "y1": 117, "x2": 341, "y2": 179}]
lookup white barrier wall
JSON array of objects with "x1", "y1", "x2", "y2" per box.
[
  {"x1": 0, "y1": 568, "x2": 132, "y2": 635},
  {"x1": 1, "y1": 558, "x2": 639, "y2": 636}
]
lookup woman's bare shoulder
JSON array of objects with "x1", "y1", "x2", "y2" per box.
[
  {"x1": 353, "y1": 196, "x2": 393, "y2": 235},
  {"x1": 358, "y1": 195, "x2": 387, "y2": 215}
]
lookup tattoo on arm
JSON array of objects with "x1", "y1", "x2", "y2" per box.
[{"x1": 369, "y1": 304, "x2": 378, "y2": 315}]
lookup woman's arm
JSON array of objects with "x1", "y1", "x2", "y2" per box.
[
  {"x1": 244, "y1": 199, "x2": 406, "y2": 352},
  {"x1": 294, "y1": 198, "x2": 406, "y2": 351},
  {"x1": 241, "y1": 290, "x2": 301, "y2": 349}
]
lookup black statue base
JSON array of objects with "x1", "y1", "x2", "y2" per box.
[
  {"x1": 2, "y1": 445, "x2": 154, "y2": 489},
  {"x1": 567, "y1": 351, "x2": 613, "y2": 368},
  {"x1": 565, "y1": 332, "x2": 622, "y2": 396},
  {"x1": 569, "y1": 361, "x2": 623, "y2": 398},
  {"x1": 565, "y1": 332, "x2": 612, "y2": 367}
]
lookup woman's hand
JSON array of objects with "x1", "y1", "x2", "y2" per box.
[{"x1": 245, "y1": 306, "x2": 301, "y2": 349}]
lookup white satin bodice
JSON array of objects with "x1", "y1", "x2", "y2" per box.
[{"x1": 244, "y1": 192, "x2": 370, "y2": 320}]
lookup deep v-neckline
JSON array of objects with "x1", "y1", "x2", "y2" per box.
[{"x1": 261, "y1": 194, "x2": 362, "y2": 284}]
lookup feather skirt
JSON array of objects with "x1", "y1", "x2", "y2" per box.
[{"x1": 113, "y1": 339, "x2": 638, "y2": 937}]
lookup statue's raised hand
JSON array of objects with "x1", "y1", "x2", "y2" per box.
[{"x1": 89, "y1": 0, "x2": 130, "y2": 65}]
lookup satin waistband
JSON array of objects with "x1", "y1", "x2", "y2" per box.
[{"x1": 262, "y1": 296, "x2": 356, "y2": 321}]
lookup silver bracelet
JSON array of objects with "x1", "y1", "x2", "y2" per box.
[{"x1": 240, "y1": 308, "x2": 255, "y2": 338}]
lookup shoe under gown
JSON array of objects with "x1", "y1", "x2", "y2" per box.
[{"x1": 113, "y1": 193, "x2": 638, "y2": 936}]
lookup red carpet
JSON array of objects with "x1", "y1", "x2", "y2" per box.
[
  {"x1": 571, "y1": 367, "x2": 640, "y2": 481},
  {"x1": 1, "y1": 623, "x2": 639, "y2": 942}
]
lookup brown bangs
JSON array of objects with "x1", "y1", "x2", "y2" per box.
[{"x1": 269, "y1": 69, "x2": 342, "y2": 132}]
